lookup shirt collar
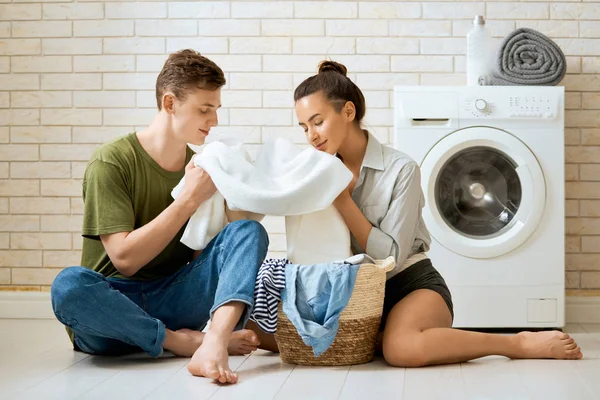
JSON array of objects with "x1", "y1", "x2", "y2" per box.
[{"x1": 361, "y1": 131, "x2": 385, "y2": 171}]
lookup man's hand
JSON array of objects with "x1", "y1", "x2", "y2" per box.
[{"x1": 178, "y1": 156, "x2": 217, "y2": 212}]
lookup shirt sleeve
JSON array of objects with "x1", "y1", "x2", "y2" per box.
[
  {"x1": 365, "y1": 161, "x2": 423, "y2": 267},
  {"x1": 81, "y1": 159, "x2": 135, "y2": 240}
]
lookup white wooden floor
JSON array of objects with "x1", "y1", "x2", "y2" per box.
[{"x1": 1, "y1": 319, "x2": 600, "y2": 400}]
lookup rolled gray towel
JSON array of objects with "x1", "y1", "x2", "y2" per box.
[{"x1": 480, "y1": 28, "x2": 566, "y2": 86}]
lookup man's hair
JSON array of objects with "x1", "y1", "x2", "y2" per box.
[{"x1": 155, "y1": 49, "x2": 226, "y2": 110}]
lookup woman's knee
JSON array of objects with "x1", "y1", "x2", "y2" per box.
[{"x1": 382, "y1": 331, "x2": 428, "y2": 368}]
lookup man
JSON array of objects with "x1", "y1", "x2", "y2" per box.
[{"x1": 51, "y1": 49, "x2": 268, "y2": 385}]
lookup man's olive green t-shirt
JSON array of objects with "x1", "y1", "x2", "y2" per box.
[{"x1": 81, "y1": 132, "x2": 194, "y2": 280}]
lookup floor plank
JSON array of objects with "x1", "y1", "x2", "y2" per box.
[
  {"x1": 461, "y1": 357, "x2": 529, "y2": 400},
  {"x1": 402, "y1": 363, "x2": 467, "y2": 400},
  {"x1": 2, "y1": 319, "x2": 600, "y2": 400},
  {"x1": 0, "y1": 319, "x2": 70, "y2": 364},
  {"x1": 273, "y1": 364, "x2": 350, "y2": 400},
  {"x1": 514, "y1": 359, "x2": 596, "y2": 400},
  {"x1": 0, "y1": 347, "x2": 89, "y2": 400},
  {"x1": 210, "y1": 351, "x2": 295, "y2": 400},
  {"x1": 338, "y1": 357, "x2": 405, "y2": 400},
  {"x1": 10, "y1": 355, "x2": 119, "y2": 400},
  {"x1": 144, "y1": 354, "x2": 250, "y2": 400},
  {"x1": 77, "y1": 354, "x2": 187, "y2": 400}
]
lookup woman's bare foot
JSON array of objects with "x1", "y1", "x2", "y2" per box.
[
  {"x1": 187, "y1": 332, "x2": 237, "y2": 384},
  {"x1": 515, "y1": 331, "x2": 583, "y2": 360},
  {"x1": 165, "y1": 328, "x2": 259, "y2": 357}
]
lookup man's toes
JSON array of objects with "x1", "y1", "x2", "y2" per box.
[
  {"x1": 226, "y1": 370, "x2": 238, "y2": 384},
  {"x1": 241, "y1": 344, "x2": 257, "y2": 352},
  {"x1": 207, "y1": 367, "x2": 221, "y2": 380},
  {"x1": 242, "y1": 330, "x2": 259, "y2": 345},
  {"x1": 217, "y1": 366, "x2": 227, "y2": 384},
  {"x1": 229, "y1": 346, "x2": 244, "y2": 355}
]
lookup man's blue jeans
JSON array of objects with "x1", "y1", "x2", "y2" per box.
[{"x1": 50, "y1": 220, "x2": 269, "y2": 358}]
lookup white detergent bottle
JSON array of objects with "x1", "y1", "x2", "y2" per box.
[{"x1": 466, "y1": 15, "x2": 493, "y2": 86}]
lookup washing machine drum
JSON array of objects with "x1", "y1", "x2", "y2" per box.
[
  {"x1": 420, "y1": 127, "x2": 546, "y2": 259},
  {"x1": 436, "y1": 146, "x2": 522, "y2": 238}
]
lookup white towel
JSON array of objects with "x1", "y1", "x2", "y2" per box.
[
  {"x1": 285, "y1": 206, "x2": 353, "y2": 264},
  {"x1": 198, "y1": 139, "x2": 353, "y2": 215},
  {"x1": 171, "y1": 144, "x2": 249, "y2": 250},
  {"x1": 172, "y1": 138, "x2": 353, "y2": 251}
]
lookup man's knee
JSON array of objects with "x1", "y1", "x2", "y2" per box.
[
  {"x1": 51, "y1": 267, "x2": 102, "y2": 318},
  {"x1": 225, "y1": 219, "x2": 268, "y2": 244}
]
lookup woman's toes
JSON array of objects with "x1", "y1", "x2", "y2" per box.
[
  {"x1": 559, "y1": 332, "x2": 570, "y2": 340},
  {"x1": 564, "y1": 337, "x2": 575, "y2": 345},
  {"x1": 565, "y1": 342, "x2": 578, "y2": 351}
]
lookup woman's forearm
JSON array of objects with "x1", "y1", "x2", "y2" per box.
[{"x1": 334, "y1": 195, "x2": 372, "y2": 252}]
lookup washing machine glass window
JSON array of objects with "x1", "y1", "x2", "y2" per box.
[
  {"x1": 419, "y1": 126, "x2": 547, "y2": 259},
  {"x1": 436, "y1": 146, "x2": 522, "y2": 238}
]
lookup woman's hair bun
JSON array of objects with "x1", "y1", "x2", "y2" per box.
[{"x1": 317, "y1": 60, "x2": 348, "y2": 77}]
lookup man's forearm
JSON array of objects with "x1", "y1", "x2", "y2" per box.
[{"x1": 107, "y1": 197, "x2": 196, "y2": 277}]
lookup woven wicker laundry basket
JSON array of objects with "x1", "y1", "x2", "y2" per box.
[{"x1": 275, "y1": 257, "x2": 395, "y2": 366}]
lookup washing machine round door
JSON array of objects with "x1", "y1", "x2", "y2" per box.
[{"x1": 420, "y1": 126, "x2": 546, "y2": 259}]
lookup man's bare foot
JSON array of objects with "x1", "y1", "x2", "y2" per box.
[
  {"x1": 227, "y1": 329, "x2": 260, "y2": 355},
  {"x1": 187, "y1": 332, "x2": 237, "y2": 384},
  {"x1": 166, "y1": 329, "x2": 259, "y2": 357},
  {"x1": 515, "y1": 331, "x2": 583, "y2": 360}
]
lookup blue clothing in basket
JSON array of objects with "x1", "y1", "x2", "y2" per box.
[{"x1": 282, "y1": 254, "x2": 374, "y2": 356}]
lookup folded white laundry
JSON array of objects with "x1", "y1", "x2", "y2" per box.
[{"x1": 172, "y1": 138, "x2": 353, "y2": 251}]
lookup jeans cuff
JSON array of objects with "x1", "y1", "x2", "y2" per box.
[
  {"x1": 150, "y1": 319, "x2": 166, "y2": 358},
  {"x1": 210, "y1": 295, "x2": 254, "y2": 331}
]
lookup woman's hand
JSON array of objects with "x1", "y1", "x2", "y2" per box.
[
  {"x1": 331, "y1": 175, "x2": 373, "y2": 251},
  {"x1": 333, "y1": 175, "x2": 357, "y2": 208},
  {"x1": 333, "y1": 186, "x2": 352, "y2": 208}
]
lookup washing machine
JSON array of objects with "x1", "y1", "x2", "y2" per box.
[{"x1": 394, "y1": 86, "x2": 565, "y2": 329}]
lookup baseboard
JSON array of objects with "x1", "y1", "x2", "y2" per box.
[
  {"x1": 1, "y1": 292, "x2": 600, "y2": 324},
  {"x1": 566, "y1": 296, "x2": 600, "y2": 324},
  {"x1": 0, "y1": 292, "x2": 53, "y2": 319}
]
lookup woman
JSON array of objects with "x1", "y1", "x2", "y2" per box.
[{"x1": 247, "y1": 60, "x2": 582, "y2": 366}]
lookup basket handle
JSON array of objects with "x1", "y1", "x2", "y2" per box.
[{"x1": 378, "y1": 256, "x2": 396, "y2": 273}]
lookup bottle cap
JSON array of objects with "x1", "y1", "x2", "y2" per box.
[{"x1": 473, "y1": 15, "x2": 485, "y2": 25}]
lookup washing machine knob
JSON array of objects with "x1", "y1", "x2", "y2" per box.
[{"x1": 475, "y1": 99, "x2": 489, "y2": 112}]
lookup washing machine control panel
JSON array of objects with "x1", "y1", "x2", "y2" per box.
[
  {"x1": 463, "y1": 98, "x2": 493, "y2": 117},
  {"x1": 462, "y1": 94, "x2": 560, "y2": 119},
  {"x1": 508, "y1": 95, "x2": 557, "y2": 118}
]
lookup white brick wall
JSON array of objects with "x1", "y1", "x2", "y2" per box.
[{"x1": 0, "y1": 0, "x2": 599, "y2": 293}]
